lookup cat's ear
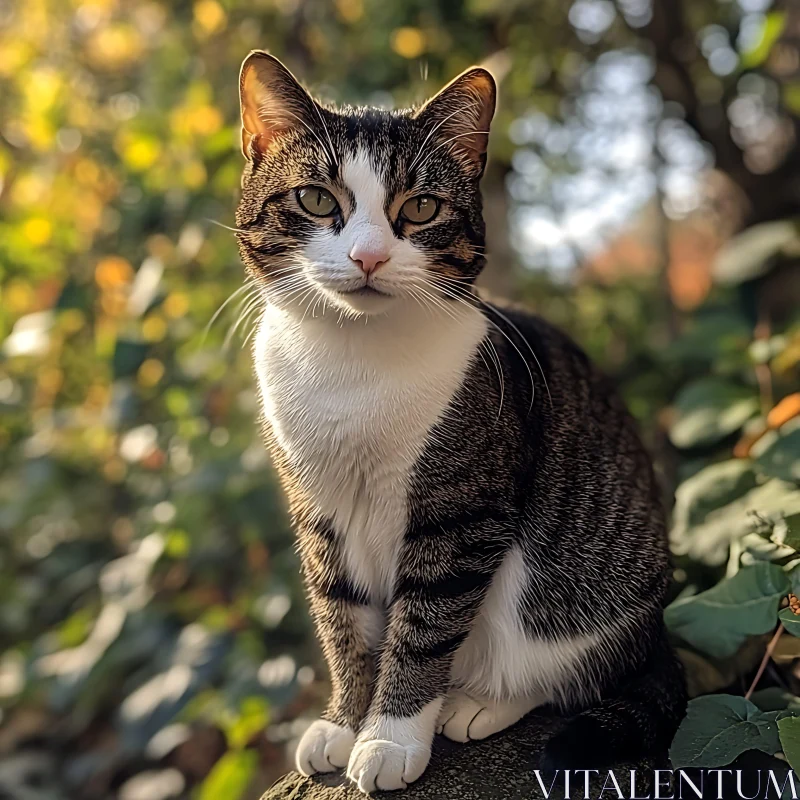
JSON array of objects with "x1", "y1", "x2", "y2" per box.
[
  {"x1": 239, "y1": 51, "x2": 318, "y2": 159},
  {"x1": 415, "y1": 67, "x2": 496, "y2": 175}
]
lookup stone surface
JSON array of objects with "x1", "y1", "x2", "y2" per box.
[
  {"x1": 258, "y1": 711, "x2": 650, "y2": 800},
  {"x1": 259, "y1": 711, "x2": 790, "y2": 799}
]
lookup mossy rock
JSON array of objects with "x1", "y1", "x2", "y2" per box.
[{"x1": 260, "y1": 712, "x2": 650, "y2": 800}]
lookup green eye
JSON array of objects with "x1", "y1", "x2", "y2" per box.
[
  {"x1": 400, "y1": 195, "x2": 439, "y2": 224},
  {"x1": 297, "y1": 186, "x2": 339, "y2": 217}
]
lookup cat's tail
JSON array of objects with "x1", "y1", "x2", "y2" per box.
[{"x1": 540, "y1": 624, "x2": 687, "y2": 770}]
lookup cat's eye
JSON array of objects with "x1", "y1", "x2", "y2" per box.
[
  {"x1": 400, "y1": 195, "x2": 439, "y2": 224},
  {"x1": 297, "y1": 186, "x2": 339, "y2": 217}
]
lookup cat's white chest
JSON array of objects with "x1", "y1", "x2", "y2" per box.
[{"x1": 254, "y1": 303, "x2": 487, "y2": 601}]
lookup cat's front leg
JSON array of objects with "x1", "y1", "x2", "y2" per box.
[
  {"x1": 295, "y1": 521, "x2": 382, "y2": 776},
  {"x1": 346, "y1": 521, "x2": 512, "y2": 793}
]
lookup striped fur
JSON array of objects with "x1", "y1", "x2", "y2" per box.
[{"x1": 236, "y1": 52, "x2": 686, "y2": 793}]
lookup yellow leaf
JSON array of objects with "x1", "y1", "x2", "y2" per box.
[
  {"x1": 189, "y1": 106, "x2": 223, "y2": 136},
  {"x1": 84, "y1": 426, "x2": 112, "y2": 455},
  {"x1": 138, "y1": 358, "x2": 165, "y2": 387},
  {"x1": 336, "y1": 0, "x2": 363, "y2": 23},
  {"x1": 391, "y1": 27, "x2": 426, "y2": 59},
  {"x1": 194, "y1": 0, "x2": 226, "y2": 36},
  {"x1": 74, "y1": 159, "x2": 101, "y2": 186},
  {"x1": 23, "y1": 218, "x2": 52, "y2": 246},
  {"x1": 120, "y1": 135, "x2": 161, "y2": 171},
  {"x1": 38, "y1": 366, "x2": 63, "y2": 394},
  {"x1": 24, "y1": 115, "x2": 56, "y2": 151},
  {"x1": 6, "y1": 281, "x2": 35, "y2": 313},
  {"x1": 96, "y1": 257, "x2": 134, "y2": 289},
  {"x1": 773, "y1": 336, "x2": 800, "y2": 376},
  {"x1": 165, "y1": 529, "x2": 190, "y2": 558},
  {"x1": 164, "y1": 292, "x2": 190, "y2": 318},
  {"x1": 86, "y1": 24, "x2": 144, "y2": 70},
  {"x1": 182, "y1": 160, "x2": 207, "y2": 189},
  {"x1": 24, "y1": 68, "x2": 63, "y2": 111},
  {"x1": 10, "y1": 173, "x2": 49, "y2": 206},
  {"x1": 0, "y1": 41, "x2": 33, "y2": 77},
  {"x1": 142, "y1": 315, "x2": 167, "y2": 342},
  {"x1": 59, "y1": 309, "x2": 86, "y2": 334}
]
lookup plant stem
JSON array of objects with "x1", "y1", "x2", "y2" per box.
[
  {"x1": 754, "y1": 313, "x2": 773, "y2": 415},
  {"x1": 745, "y1": 623, "x2": 784, "y2": 700}
]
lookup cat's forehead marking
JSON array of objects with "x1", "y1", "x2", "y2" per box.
[{"x1": 340, "y1": 146, "x2": 388, "y2": 224}]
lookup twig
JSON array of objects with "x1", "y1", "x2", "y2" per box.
[
  {"x1": 745, "y1": 623, "x2": 784, "y2": 700},
  {"x1": 754, "y1": 315, "x2": 773, "y2": 415}
]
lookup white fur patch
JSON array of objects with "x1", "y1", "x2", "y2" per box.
[
  {"x1": 348, "y1": 699, "x2": 442, "y2": 793},
  {"x1": 451, "y1": 544, "x2": 600, "y2": 704},
  {"x1": 296, "y1": 719, "x2": 355, "y2": 775},
  {"x1": 436, "y1": 690, "x2": 543, "y2": 742},
  {"x1": 255, "y1": 291, "x2": 487, "y2": 603}
]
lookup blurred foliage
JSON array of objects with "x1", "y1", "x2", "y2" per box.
[
  {"x1": 663, "y1": 222, "x2": 800, "y2": 768},
  {"x1": 0, "y1": 0, "x2": 799, "y2": 797}
]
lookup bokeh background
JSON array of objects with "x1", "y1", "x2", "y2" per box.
[{"x1": 1, "y1": 0, "x2": 799, "y2": 797}]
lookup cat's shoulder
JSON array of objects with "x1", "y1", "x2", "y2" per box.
[{"x1": 477, "y1": 295, "x2": 591, "y2": 368}]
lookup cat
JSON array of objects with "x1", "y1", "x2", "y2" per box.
[{"x1": 235, "y1": 50, "x2": 687, "y2": 794}]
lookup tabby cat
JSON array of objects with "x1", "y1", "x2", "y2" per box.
[{"x1": 235, "y1": 51, "x2": 686, "y2": 794}]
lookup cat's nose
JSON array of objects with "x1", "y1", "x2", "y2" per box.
[{"x1": 349, "y1": 244, "x2": 389, "y2": 276}]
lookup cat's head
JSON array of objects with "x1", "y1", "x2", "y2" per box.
[{"x1": 236, "y1": 51, "x2": 495, "y2": 318}]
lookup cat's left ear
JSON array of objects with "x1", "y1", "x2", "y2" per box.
[
  {"x1": 415, "y1": 67, "x2": 496, "y2": 176},
  {"x1": 239, "y1": 50, "x2": 319, "y2": 160}
]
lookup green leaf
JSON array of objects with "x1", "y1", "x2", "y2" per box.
[
  {"x1": 665, "y1": 562, "x2": 789, "y2": 658},
  {"x1": 112, "y1": 338, "x2": 149, "y2": 380},
  {"x1": 197, "y1": 750, "x2": 258, "y2": 800},
  {"x1": 741, "y1": 12, "x2": 787, "y2": 69},
  {"x1": 662, "y1": 310, "x2": 752, "y2": 366},
  {"x1": 671, "y1": 479, "x2": 800, "y2": 566},
  {"x1": 784, "y1": 82, "x2": 800, "y2": 116},
  {"x1": 779, "y1": 716, "x2": 800, "y2": 772},
  {"x1": 669, "y1": 378, "x2": 759, "y2": 449},
  {"x1": 779, "y1": 607, "x2": 800, "y2": 638},
  {"x1": 752, "y1": 688, "x2": 800, "y2": 713},
  {"x1": 785, "y1": 514, "x2": 800, "y2": 551},
  {"x1": 223, "y1": 696, "x2": 270, "y2": 750},
  {"x1": 671, "y1": 460, "x2": 758, "y2": 546},
  {"x1": 757, "y1": 429, "x2": 800, "y2": 484},
  {"x1": 670, "y1": 694, "x2": 783, "y2": 768},
  {"x1": 56, "y1": 278, "x2": 91, "y2": 311},
  {"x1": 713, "y1": 219, "x2": 798, "y2": 285}
]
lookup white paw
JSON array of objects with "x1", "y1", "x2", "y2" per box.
[
  {"x1": 347, "y1": 737, "x2": 430, "y2": 793},
  {"x1": 346, "y1": 702, "x2": 441, "y2": 793},
  {"x1": 436, "y1": 691, "x2": 540, "y2": 743},
  {"x1": 296, "y1": 719, "x2": 355, "y2": 776}
]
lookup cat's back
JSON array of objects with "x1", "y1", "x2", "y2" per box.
[{"x1": 453, "y1": 299, "x2": 667, "y2": 557}]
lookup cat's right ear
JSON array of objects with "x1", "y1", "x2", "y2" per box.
[{"x1": 239, "y1": 51, "x2": 316, "y2": 160}]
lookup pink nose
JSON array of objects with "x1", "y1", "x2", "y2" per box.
[{"x1": 349, "y1": 244, "x2": 389, "y2": 276}]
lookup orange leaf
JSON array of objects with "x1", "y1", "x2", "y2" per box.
[{"x1": 768, "y1": 392, "x2": 800, "y2": 429}]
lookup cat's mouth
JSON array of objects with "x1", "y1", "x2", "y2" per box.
[
  {"x1": 338, "y1": 285, "x2": 389, "y2": 298},
  {"x1": 323, "y1": 281, "x2": 397, "y2": 316}
]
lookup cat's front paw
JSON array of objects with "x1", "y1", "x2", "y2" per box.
[
  {"x1": 346, "y1": 737, "x2": 430, "y2": 793},
  {"x1": 296, "y1": 719, "x2": 355, "y2": 776}
]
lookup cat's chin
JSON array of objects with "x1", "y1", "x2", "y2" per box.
[{"x1": 326, "y1": 287, "x2": 397, "y2": 317}]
